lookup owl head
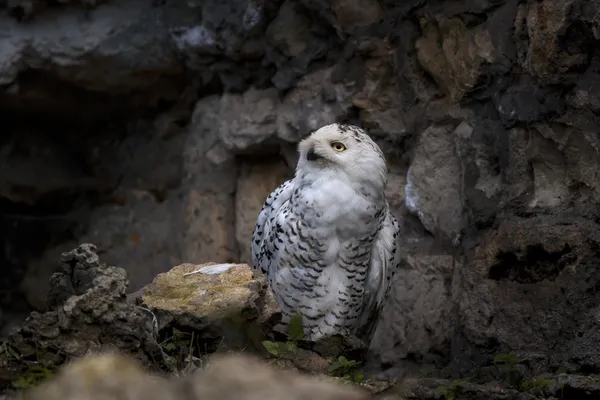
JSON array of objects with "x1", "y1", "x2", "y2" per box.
[{"x1": 296, "y1": 123, "x2": 388, "y2": 192}]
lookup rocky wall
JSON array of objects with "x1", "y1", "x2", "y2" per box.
[{"x1": 2, "y1": 0, "x2": 600, "y2": 381}]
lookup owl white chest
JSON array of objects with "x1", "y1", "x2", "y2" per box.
[{"x1": 294, "y1": 178, "x2": 377, "y2": 237}]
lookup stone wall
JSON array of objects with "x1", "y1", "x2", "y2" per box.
[{"x1": 2, "y1": 0, "x2": 600, "y2": 379}]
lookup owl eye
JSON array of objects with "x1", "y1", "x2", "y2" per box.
[{"x1": 331, "y1": 142, "x2": 346, "y2": 152}]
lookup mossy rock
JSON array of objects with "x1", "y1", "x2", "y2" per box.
[
  {"x1": 140, "y1": 262, "x2": 279, "y2": 344},
  {"x1": 142, "y1": 263, "x2": 260, "y2": 317}
]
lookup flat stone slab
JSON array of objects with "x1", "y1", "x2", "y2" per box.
[{"x1": 142, "y1": 263, "x2": 259, "y2": 317}]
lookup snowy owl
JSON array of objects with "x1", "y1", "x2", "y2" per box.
[{"x1": 251, "y1": 123, "x2": 401, "y2": 343}]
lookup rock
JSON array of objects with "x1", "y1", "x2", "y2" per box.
[
  {"x1": 182, "y1": 96, "x2": 238, "y2": 267},
  {"x1": 265, "y1": 0, "x2": 335, "y2": 90},
  {"x1": 79, "y1": 191, "x2": 186, "y2": 292},
  {"x1": 525, "y1": 122, "x2": 600, "y2": 208},
  {"x1": 266, "y1": 1, "x2": 313, "y2": 59},
  {"x1": 454, "y1": 216, "x2": 600, "y2": 375},
  {"x1": 567, "y1": 70, "x2": 600, "y2": 112},
  {"x1": 494, "y1": 77, "x2": 563, "y2": 127},
  {"x1": 141, "y1": 262, "x2": 279, "y2": 328},
  {"x1": 379, "y1": 377, "x2": 538, "y2": 400},
  {"x1": 21, "y1": 353, "x2": 176, "y2": 400},
  {"x1": 453, "y1": 117, "x2": 506, "y2": 229},
  {"x1": 415, "y1": 16, "x2": 495, "y2": 101},
  {"x1": 384, "y1": 161, "x2": 408, "y2": 215},
  {"x1": 370, "y1": 255, "x2": 455, "y2": 376},
  {"x1": 404, "y1": 125, "x2": 464, "y2": 239},
  {"x1": 551, "y1": 374, "x2": 600, "y2": 398},
  {"x1": 526, "y1": 126, "x2": 570, "y2": 209},
  {"x1": 330, "y1": 0, "x2": 382, "y2": 33},
  {"x1": 0, "y1": 0, "x2": 185, "y2": 98},
  {"x1": 140, "y1": 262, "x2": 281, "y2": 354},
  {"x1": 1, "y1": 244, "x2": 164, "y2": 391},
  {"x1": 235, "y1": 160, "x2": 292, "y2": 263},
  {"x1": 188, "y1": 353, "x2": 370, "y2": 399},
  {"x1": 218, "y1": 88, "x2": 280, "y2": 152},
  {"x1": 515, "y1": 0, "x2": 590, "y2": 85},
  {"x1": 23, "y1": 352, "x2": 370, "y2": 400},
  {"x1": 276, "y1": 67, "x2": 354, "y2": 142},
  {"x1": 350, "y1": 38, "x2": 407, "y2": 137}
]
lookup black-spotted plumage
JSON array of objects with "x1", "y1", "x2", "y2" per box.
[{"x1": 251, "y1": 123, "x2": 401, "y2": 343}]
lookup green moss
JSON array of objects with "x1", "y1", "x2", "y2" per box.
[
  {"x1": 142, "y1": 263, "x2": 255, "y2": 317},
  {"x1": 520, "y1": 377, "x2": 555, "y2": 395},
  {"x1": 327, "y1": 356, "x2": 364, "y2": 384},
  {"x1": 12, "y1": 366, "x2": 53, "y2": 390},
  {"x1": 435, "y1": 378, "x2": 471, "y2": 400},
  {"x1": 493, "y1": 352, "x2": 523, "y2": 387}
]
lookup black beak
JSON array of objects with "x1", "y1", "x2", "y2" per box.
[{"x1": 306, "y1": 147, "x2": 320, "y2": 161}]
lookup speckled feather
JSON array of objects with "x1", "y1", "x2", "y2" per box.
[{"x1": 251, "y1": 123, "x2": 401, "y2": 343}]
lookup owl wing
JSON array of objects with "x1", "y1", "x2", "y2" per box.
[
  {"x1": 357, "y1": 207, "x2": 401, "y2": 343},
  {"x1": 251, "y1": 179, "x2": 295, "y2": 276}
]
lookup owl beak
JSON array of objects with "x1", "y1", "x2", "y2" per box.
[{"x1": 306, "y1": 147, "x2": 321, "y2": 161}]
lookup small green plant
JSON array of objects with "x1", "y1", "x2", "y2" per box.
[
  {"x1": 163, "y1": 327, "x2": 190, "y2": 353},
  {"x1": 12, "y1": 366, "x2": 53, "y2": 390},
  {"x1": 261, "y1": 316, "x2": 366, "y2": 384},
  {"x1": 435, "y1": 378, "x2": 471, "y2": 400},
  {"x1": 520, "y1": 377, "x2": 554, "y2": 395},
  {"x1": 262, "y1": 313, "x2": 304, "y2": 358},
  {"x1": 493, "y1": 352, "x2": 523, "y2": 387},
  {"x1": 160, "y1": 327, "x2": 206, "y2": 374},
  {"x1": 1, "y1": 340, "x2": 57, "y2": 390},
  {"x1": 328, "y1": 355, "x2": 364, "y2": 383}
]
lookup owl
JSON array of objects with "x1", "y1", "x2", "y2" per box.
[{"x1": 251, "y1": 123, "x2": 401, "y2": 343}]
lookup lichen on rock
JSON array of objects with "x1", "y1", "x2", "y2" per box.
[
  {"x1": 138, "y1": 262, "x2": 281, "y2": 356},
  {"x1": 142, "y1": 263, "x2": 265, "y2": 320}
]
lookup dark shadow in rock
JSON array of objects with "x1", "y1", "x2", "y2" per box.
[{"x1": 488, "y1": 243, "x2": 574, "y2": 283}]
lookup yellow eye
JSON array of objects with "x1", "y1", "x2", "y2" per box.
[{"x1": 331, "y1": 142, "x2": 346, "y2": 152}]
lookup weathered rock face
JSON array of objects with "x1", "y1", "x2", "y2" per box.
[
  {"x1": 0, "y1": 244, "x2": 158, "y2": 391},
  {"x1": 139, "y1": 261, "x2": 282, "y2": 354},
  {"x1": 3, "y1": 0, "x2": 600, "y2": 386}
]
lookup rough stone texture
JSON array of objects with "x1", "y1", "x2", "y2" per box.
[
  {"x1": 405, "y1": 125, "x2": 464, "y2": 239},
  {"x1": 21, "y1": 353, "x2": 370, "y2": 400},
  {"x1": 140, "y1": 262, "x2": 280, "y2": 333},
  {"x1": 0, "y1": 244, "x2": 164, "y2": 390},
  {"x1": 415, "y1": 16, "x2": 495, "y2": 102},
  {"x1": 378, "y1": 377, "x2": 539, "y2": 400},
  {"x1": 370, "y1": 255, "x2": 455, "y2": 373},
  {"x1": 235, "y1": 160, "x2": 292, "y2": 263},
  {"x1": 3, "y1": 0, "x2": 600, "y2": 389},
  {"x1": 454, "y1": 216, "x2": 600, "y2": 376}
]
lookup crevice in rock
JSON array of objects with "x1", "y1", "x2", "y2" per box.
[
  {"x1": 1, "y1": 68, "x2": 180, "y2": 121},
  {"x1": 560, "y1": 384, "x2": 600, "y2": 400},
  {"x1": 488, "y1": 243, "x2": 573, "y2": 283},
  {"x1": 157, "y1": 325, "x2": 223, "y2": 369}
]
